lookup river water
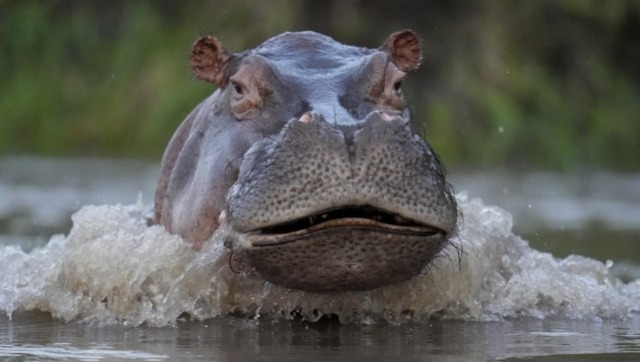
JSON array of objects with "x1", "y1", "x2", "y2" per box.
[{"x1": 1, "y1": 156, "x2": 639, "y2": 360}]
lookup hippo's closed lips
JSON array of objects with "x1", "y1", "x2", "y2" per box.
[
  {"x1": 154, "y1": 30, "x2": 458, "y2": 292},
  {"x1": 243, "y1": 209, "x2": 443, "y2": 247},
  {"x1": 237, "y1": 207, "x2": 446, "y2": 292}
]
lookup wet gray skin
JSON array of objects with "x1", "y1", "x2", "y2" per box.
[{"x1": 154, "y1": 30, "x2": 458, "y2": 292}]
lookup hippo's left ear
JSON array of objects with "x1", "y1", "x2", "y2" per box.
[
  {"x1": 381, "y1": 30, "x2": 422, "y2": 72},
  {"x1": 190, "y1": 35, "x2": 233, "y2": 86}
]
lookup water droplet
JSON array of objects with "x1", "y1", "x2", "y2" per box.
[
  {"x1": 498, "y1": 126, "x2": 504, "y2": 133},
  {"x1": 605, "y1": 260, "x2": 614, "y2": 268}
]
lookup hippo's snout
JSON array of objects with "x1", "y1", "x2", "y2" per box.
[{"x1": 226, "y1": 112, "x2": 457, "y2": 292}]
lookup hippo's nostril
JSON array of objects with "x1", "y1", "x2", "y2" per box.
[
  {"x1": 380, "y1": 112, "x2": 393, "y2": 122},
  {"x1": 298, "y1": 112, "x2": 312, "y2": 123},
  {"x1": 218, "y1": 210, "x2": 227, "y2": 225},
  {"x1": 364, "y1": 110, "x2": 400, "y2": 124}
]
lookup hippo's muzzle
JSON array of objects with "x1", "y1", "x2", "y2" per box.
[{"x1": 227, "y1": 112, "x2": 457, "y2": 292}]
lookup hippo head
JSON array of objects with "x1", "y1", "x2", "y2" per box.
[{"x1": 155, "y1": 31, "x2": 457, "y2": 292}]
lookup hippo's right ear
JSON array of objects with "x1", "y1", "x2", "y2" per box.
[
  {"x1": 189, "y1": 36, "x2": 233, "y2": 86},
  {"x1": 381, "y1": 30, "x2": 422, "y2": 72}
]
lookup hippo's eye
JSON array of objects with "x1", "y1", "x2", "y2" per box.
[
  {"x1": 393, "y1": 80, "x2": 402, "y2": 92},
  {"x1": 232, "y1": 82, "x2": 244, "y2": 95}
]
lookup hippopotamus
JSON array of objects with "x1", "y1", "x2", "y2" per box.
[{"x1": 154, "y1": 30, "x2": 457, "y2": 292}]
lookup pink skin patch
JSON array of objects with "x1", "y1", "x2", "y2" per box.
[
  {"x1": 380, "y1": 112, "x2": 393, "y2": 122},
  {"x1": 298, "y1": 112, "x2": 312, "y2": 123},
  {"x1": 218, "y1": 210, "x2": 227, "y2": 226}
]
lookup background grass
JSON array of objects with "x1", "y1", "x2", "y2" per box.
[{"x1": 1, "y1": 0, "x2": 639, "y2": 170}]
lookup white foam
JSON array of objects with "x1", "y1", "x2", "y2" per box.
[{"x1": 1, "y1": 194, "x2": 638, "y2": 325}]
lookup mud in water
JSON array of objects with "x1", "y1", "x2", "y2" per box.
[{"x1": 1, "y1": 194, "x2": 638, "y2": 326}]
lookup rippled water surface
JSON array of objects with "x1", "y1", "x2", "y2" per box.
[
  {"x1": 2, "y1": 313, "x2": 639, "y2": 361},
  {"x1": 1, "y1": 156, "x2": 639, "y2": 360}
]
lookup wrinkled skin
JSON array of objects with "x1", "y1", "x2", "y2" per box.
[{"x1": 155, "y1": 30, "x2": 457, "y2": 292}]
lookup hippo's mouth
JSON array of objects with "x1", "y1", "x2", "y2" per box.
[
  {"x1": 235, "y1": 205, "x2": 450, "y2": 291},
  {"x1": 241, "y1": 205, "x2": 445, "y2": 246}
]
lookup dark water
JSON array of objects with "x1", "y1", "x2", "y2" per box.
[{"x1": 1, "y1": 156, "x2": 639, "y2": 360}]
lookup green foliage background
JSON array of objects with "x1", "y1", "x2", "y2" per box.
[{"x1": 1, "y1": 0, "x2": 639, "y2": 170}]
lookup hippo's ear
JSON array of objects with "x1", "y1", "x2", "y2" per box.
[
  {"x1": 381, "y1": 30, "x2": 422, "y2": 72},
  {"x1": 190, "y1": 36, "x2": 233, "y2": 86}
]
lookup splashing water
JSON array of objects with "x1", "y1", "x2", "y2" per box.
[{"x1": 1, "y1": 194, "x2": 638, "y2": 325}]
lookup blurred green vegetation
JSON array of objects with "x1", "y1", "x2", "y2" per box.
[{"x1": 1, "y1": 0, "x2": 639, "y2": 170}]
